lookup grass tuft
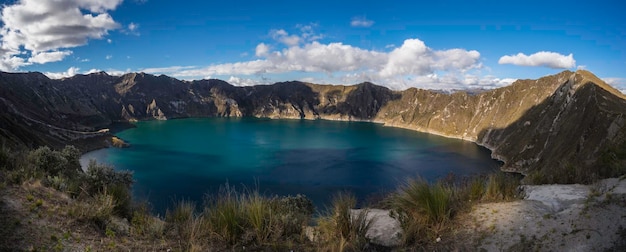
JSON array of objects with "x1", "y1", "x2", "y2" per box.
[
  {"x1": 165, "y1": 200, "x2": 207, "y2": 251},
  {"x1": 317, "y1": 192, "x2": 371, "y2": 251},
  {"x1": 483, "y1": 172, "x2": 522, "y2": 202},
  {"x1": 391, "y1": 177, "x2": 454, "y2": 245},
  {"x1": 70, "y1": 192, "x2": 116, "y2": 228},
  {"x1": 204, "y1": 185, "x2": 245, "y2": 245}
]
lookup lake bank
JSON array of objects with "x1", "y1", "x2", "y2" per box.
[{"x1": 80, "y1": 117, "x2": 501, "y2": 214}]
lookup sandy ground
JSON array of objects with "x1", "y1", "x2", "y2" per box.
[
  {"x1": 361, "y1": 177, "x2": 626, "y2": 251},
  {"x1": 464, "y1": 178, "x2": 626, "y2": 251}
]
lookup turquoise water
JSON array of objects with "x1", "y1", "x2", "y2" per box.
[{"x1": 81, "y1": 117, "x2": 499, "y2": 214}]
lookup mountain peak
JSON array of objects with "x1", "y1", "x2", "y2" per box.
[{"x1": 574, "y1": 70, "x2": 625, "y2": 99}]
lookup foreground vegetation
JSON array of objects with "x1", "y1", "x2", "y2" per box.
[{"x1": 0, "y1": 144, "x2": 524, "y2": 250}]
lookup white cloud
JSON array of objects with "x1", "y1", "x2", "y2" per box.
[
  {"x1": 105, "y1": 55, "x2": 112, "y2": 60},
  {"x1": 44, "y1": 66, "x2": 135, "y2": 79},
  {"x1": 175, "y1": 60, "x2": 274, "y2": 76},
  {"x1": 172, "y1": 41, "x2": 386, "y2": 77},
  {"x1": 267, "y1": 25, "x2": 323, "y2": 47},
  {"x1": 601, "y1": 77, "x2": 625, "y2": 86},
  {"x1": 0, "y1": 0, "x2": 122, "y2": 70},
  {"x1": 84, "y1": 68, "x2": 102, "y2": 74},
  {"x1": 255, "y1": 43, "x2": 270, "y2": 57},
  {"x1": 164, "y1": 37, "x2": 485, "y2": 90},
  {"x1": 602, "y1": 77, "x2": 626, "y2": 94},
  {"x1": 44, "y1": 66, "x2": 81, "y2": 79},
  {"x1": 270, "y1": 29, "x2": 301, "y2": 46},
  {"x1": 297, "y1": 23, "x2": 323, "y2": 41},
  {"x1": 124, "y1": 22, "x2": 140, "y2": 35},
  {"x1": 227, "y1": 76, "x2": 265, "y2": 86},
  {"x1": 29, "y1": 50, "x2": 72, "y2": 64},
  {"x1": 350, "y1": 16, "x2": 374, "y2": 27},
  {"x1": 380, "y1": 39, "x2": 480, "y2": 77},
  {"x1": 462, "y1": 74, "x2": 516, "y2": 87},
  {"x1": 107, "y1": 39, "x2": 112, "y2": 43},
  {"x1": 140, "y1": 66, "x2": 197, "y2": 74},
  {"x1": 498, "y1": 51, "x2": 576, "y2": 69},
  {"x1": 0, "y1": 56, "x2": 27, "y2": 71},
  {"x1": 128, "y1": 22, "x2": 138, "y2": 31},
  {"x1": 272, "y1": 41, "x2": 387, "y2": 73},
  {"x1": 103, "y1": 68, "x2": 132, "y2": 76}
]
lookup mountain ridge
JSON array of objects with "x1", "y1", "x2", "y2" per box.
[{"x1": 1, "y1": 70, "x2": 625, "y2": 183}]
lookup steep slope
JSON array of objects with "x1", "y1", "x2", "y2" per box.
[
  {"x1": 375, "y1": 70, "x2": 626, "y2": 182},
  {"x1": 0, "y1": 70, "x2": 624, "y2": 182}
]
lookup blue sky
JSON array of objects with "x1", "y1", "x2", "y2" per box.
[{"x1": 1, "y1": 0, "x2": 625, "y2": 91}]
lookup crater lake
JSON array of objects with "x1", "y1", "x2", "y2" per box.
[{"x1": 80, "y1": 117, "x2": 500, "y2": 214}]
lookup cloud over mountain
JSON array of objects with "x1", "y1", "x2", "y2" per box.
[
  {"x1": 498, "y1": 51, "x2": 576, "y2": 69},
  {"x1": 163, "y1": 36, "x2": 484, "y2": 90}
]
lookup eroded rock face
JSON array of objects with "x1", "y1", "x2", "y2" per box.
[{"x1": 0, "y1": 70, "x2": 625, "y2": 179}]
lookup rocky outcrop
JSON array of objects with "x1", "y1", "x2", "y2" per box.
[
  {"x1": 146, "y1": 99, "x2": 166, "y2": 120},
  {"x1": 0, "y1": 70, "x2": 624, "y2": 181}
]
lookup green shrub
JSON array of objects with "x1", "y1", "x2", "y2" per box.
[
  {"x1": 131, "y1": 203, "x2": 164, "y2": 238},
  {"x1": 242, "y1": 192, "x2": 278, "y2": 244},
  {"x1": 60, "y1": 145, "x2": 81, "y2": 173},
  {"x1": 84, "y1": 160, "x2": 134, "y2": 218},
  {"x1": 70, "y1": 193, "x2": 116, "y2": 228},
  {"x1": 203, "y1": 186, "x2": 314, "y2": 247},
  {"x1": 317, "y1": 192, "x2": 371, "y2": 251},
  {"x1": 273, "y1": 194, "x2": 314, "y2": 237},
  {"x1": 107, "y1": 184, "x2": 132, "y2": 218},
  {"x1": 44, "y1": 175, "x2": 67, "y2": 191},
  {"x1": 14, "y1": 145, "x2": 82, "y2": 184},
  {"x1": 166, "y1": 200, "x2": 196, "y2": 228},
  {"x1": 85, "y1": 160, "x2": 133, "y2": 193},
  {"x1": 27, "y1": 146, "x2": 83, "y2": 179},
  {"x1": 525, "y1": 170, "x2": 547, "y2": 184},
  {"x1": 391, "y1": 177, "x2": 454, "y2": 245},
  {"x1": 451, "y1": 176, "x2": 485, "y2": 214},
  {"x1": 165, "y1": 200, "x2": 207, "y2": 251},
  {"x1": 468, "y1": 176, "x2": 486, "y2": 201},
  {"x1": 204, "y1": 185, "x2": 245, "y2": 245},
  {"x1": 483, "y1": 172, "x2": 521, "y2": 201},
  {"x1": 394, "y1": 178, "x2": 452, "y2": 224}
]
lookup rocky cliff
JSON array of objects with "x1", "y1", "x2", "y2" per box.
[{"x1": 1, "y1": 70, "x2": 624, "y2": 183}]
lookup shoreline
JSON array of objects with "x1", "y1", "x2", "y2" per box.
[
  {"x1": 79, "y1": 115, "x2": 504, "y2": 214},
  {"x1": 88, "y1": 115, "x2": 507, "y2": 165}
]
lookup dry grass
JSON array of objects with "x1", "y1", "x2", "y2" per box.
[
  {"x1": 165, "y1": 200, "x2": 208, "y2": 251},
  {"x1": 316, "y1": 192, "x2": 372, "y2": 251},
  {"x1": 69, "y1": 192, "x2": 116, "y2": 227}
]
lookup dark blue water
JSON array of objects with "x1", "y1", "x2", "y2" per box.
[{"x1": 80, "y1": 117, "x2": 499, "y2": 214}]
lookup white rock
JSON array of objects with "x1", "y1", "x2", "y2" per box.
[
  {"x1": 523, "y1": 184, "x2": 589, "y2": 212},
  {"x1": 351, "y1": 208, "x2": 402, "y2": 247}
]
